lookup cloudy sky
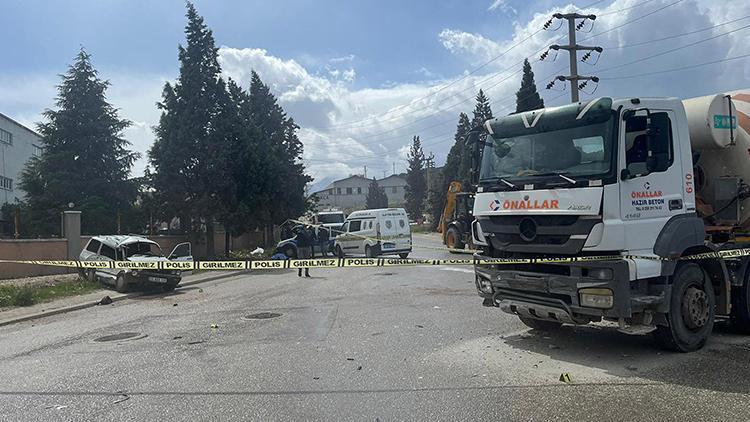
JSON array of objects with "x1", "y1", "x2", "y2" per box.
[{"x1": 1, "y1": 0, "x2": 748, "y2": 192}]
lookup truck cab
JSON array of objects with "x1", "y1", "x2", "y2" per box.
[{"x1": 471, "y1": 96, "x2": 750, "y2": 351}]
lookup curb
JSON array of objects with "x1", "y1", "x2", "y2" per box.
[{"x1": 0, "y1": 270, "x2": 251, "y2": 328}]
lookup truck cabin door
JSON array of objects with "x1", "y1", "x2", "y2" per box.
[{"x1": 619, "y1": 108, "x2": 686, "y2": 252}]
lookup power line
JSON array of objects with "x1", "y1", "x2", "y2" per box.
[
  {"x1": 326, "y1": 28, "x2": 547, "y2": 130},
  {"x1": 596, "y1": 23, "x2": 750, "y2": 74},
  {"x1": 602, "y1": 15, "x2": 750, "y2": 49},
  {"x1": 599, "y1": 53, "x2": 750, "y2": 80},
  {"x1": 578, "y1": 0, "x2": 686, "y2": 42},
  {"x1": 596, "y1": 0, "x2": 658, "y2": 16}
]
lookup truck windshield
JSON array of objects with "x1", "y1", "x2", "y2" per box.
[
  {"x1": 480, "y1": 119, "x2": 614, "y2": 183},
  {"x1": 318, "y1": 213, "x2": 345, "y2": 224}
]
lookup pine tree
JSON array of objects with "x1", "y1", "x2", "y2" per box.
[
  {"x1": 20, "y1": 49, "x2": 138, "y2": 236},
  {"x1": 404, "y1": 136, "x2": 427, "y2": 220},
  {"x1": 515, "y1": 59, "x2": 545, "y2": 113},
  {"x1": 459, "y1": 90, "x2": 494, "y2": 186},
  {"x1": 471, "y1": 89, "x2": 494, "y2": 129},
  {"x1": 366, "y1": 178, "x2": 388, "y2": 209},
  {"x1": 149, "y1": 2, "x2": 232, "y2": 257},
  {"x1": 428, "y1": 113, "x2": 472, "y2": 229}
]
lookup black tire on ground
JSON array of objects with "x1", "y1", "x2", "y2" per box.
[
  {"x1": 518, "y1": 316, "x2": 563, "y2": 331},
  {"x1": 336, "y1": 245, "x2": 345, "y2": 258},
  {"x1": 86, "y1": 269, "x2": 97, "y2": 283},
  {"x1": 284, "y1": 247, "x2": 296, "y2": 259},
  {"x1": 653, "y1": 262, "x2": 715, "y2": 352},
  {"x1": 399, "y1": 252, "x2": 409, "y2": 259},
  {"x1": 730, "y1": 270, "x2": 750, "y2": 334},
  {"x1": 445, "y1": 227, "x2": 465, "y2": 252},
  {"x1": 115, "y1": 274, "x2": 129, "y2": 293}
]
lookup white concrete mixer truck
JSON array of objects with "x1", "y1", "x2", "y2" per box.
[{"x1": 469, "y1": 90, "x2": 750, "y2": 351}]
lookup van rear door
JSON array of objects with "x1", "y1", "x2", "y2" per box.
[{"x1": 380, "y1": 212, "x2": 411, "y2": 253}]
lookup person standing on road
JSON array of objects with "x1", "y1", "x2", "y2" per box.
[
  {"x1": 295, "y1": 225, "x2": 312, "y2": 277},
  {"x1": 319, "y1": 227, "x2": 329, "y2": 257}
]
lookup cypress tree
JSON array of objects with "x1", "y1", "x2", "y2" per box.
[
  {"x1": 366, "y1": 178, "x2": 389, "y2": 209},
  {"x1": 404, "y1": 136, "x2": 427, "y2": 220},
  {"x1": 20, "y1": 49, "x2": 138, "y2": 236},
  {"x1": 515, "y1": 59, "x2": 545, "y2": 113}
]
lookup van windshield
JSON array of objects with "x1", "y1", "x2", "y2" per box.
[{"x1": 317, "y1": 213, "x2": 345, "y2": 224}]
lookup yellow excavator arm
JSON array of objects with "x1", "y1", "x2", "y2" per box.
[{"x1": 438, "y1": 181, "x2": 463, "y2": 234}]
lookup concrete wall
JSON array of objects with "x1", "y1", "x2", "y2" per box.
[
  {"x1": 0, "y1": 113, "x2": 42, "y2": 206},
  {"x1": 0, "y1": 239, "x2": 69, "y2": 279},
  {"x1": 314, "y1": 175, "x2": 407, "y2": 212}
]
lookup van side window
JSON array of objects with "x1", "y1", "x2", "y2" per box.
[
  {"x1": 625, "y1": 112, "x2": 673, "y2": 173},
  {"x1": 349, "y1": 220, "x2": 361, "y2": 232},
  {"x1": 100, "y1": 245, "x2": 116, "y2": 260},
  {"x1": 86, "y1": 239, "x2": 101, "y2": 253}
]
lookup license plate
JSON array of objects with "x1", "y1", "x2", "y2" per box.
[
  {"x1": 148, "y1": 276, "x2": 167, "y2": 283},
  {"x1": 382, "y1": 243, "x2": 395, "y2": 249}
]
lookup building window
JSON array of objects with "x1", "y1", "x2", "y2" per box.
[
  {"x1": 392, "y1": 186, "x2": 398, "y2": 193},
  {"x1": 357, "y1": 187, "x2": 362, "y2": 194},
  {"x1": 337, "y1": 188, "x2": 342, "y2": 195},
  {"x1": 0, "y1": 176, "x2": 13, "y2": 191},
  {"x1": 32, "y1": 144, "x2": 42, "y2": 157},
  {"x1": 346, "y1": 187, "x2": 353, "y2": 195},
  {"x1": 0, "y1": 128, "x2": 11, "y2": 145}
]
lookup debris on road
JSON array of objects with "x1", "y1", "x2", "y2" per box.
[
  {"x1": 172, "y1": 303, "x2": 178, "y2": 307},
  {"x1": 113, "y1": 394, "x2": 129, "y2": 404},
  {"x1": 346, "y1": 357, "x2": 355, "y2": 361},
  {"x1": 357, "y1": 365, "x2": 362, "y2": 370},
  {"x1": 415, "y1": 324, "x2": 424, "y2": 328},
  {"x1": 210, "y1": 324, "x2": 219, "y2": 329},
  {"x1": 548, "y1": 344, "x2": 560, "y2": 350},
  {"x1": 559, "y1": 373, "x2": 573, "y2": 384},
  {"x1": 172, "y1": 336, "x2": 182, "y2": 340},
  {"x1": 625, "y1": 365, "x2": 639, "y2": 371},
  {"x1": 97, "y1": 296, "x2": 113, "y2": 305}
]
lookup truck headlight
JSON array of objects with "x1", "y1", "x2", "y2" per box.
[{"x1": 579, "y1": 288, "x2": 613, "y2": 309}]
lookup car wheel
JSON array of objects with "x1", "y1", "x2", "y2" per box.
[
  {"x1": 336, "y1": 245, "x2": 345, "y2": 258},
  {"x1": 653, "y1": 263, "x2": 715, "y2": 352},
  {"x1": 284, "y1": 246, "x2": 296, "y2": 259},
  {"x1": 519, "y1": 316, "x2": 563, "y2": 331},
  {"x1": 445, "y1": 227, "x2": 465, "y2": 251},
  {"x1": 115, "y1": 274, "x2": 129, "y2": 293},
  {"x1": 398, "y1": 252, "x2": 409, "y2": 259},
  {"x1": 86, "y1": 269, "x2": 97, "y2": 283},
  {"x1": 365, "y1": 245, "x2": 375, "y2": 258}
]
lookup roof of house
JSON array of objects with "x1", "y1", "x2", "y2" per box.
[
  {"x1": 314, "y1": 174, "x2": 407, "y2": 194},
  {"x1": 0, "y1": 112, "x2": 42, "y2": 139}
]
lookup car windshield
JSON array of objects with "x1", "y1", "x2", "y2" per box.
[
  {"x1": 121, "y1": 241, "x2": 163, "y2": 258},
  {"x1": 480, "y1": 119, "x2": 614, "y2": 183},
  {"x1": 317, "y1": 213, "x2": 345, "y2": 224}
]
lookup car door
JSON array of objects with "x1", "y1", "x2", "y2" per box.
[
  {"x1": 169, "y1": 242, "x2": 193, "y2": 261},
  {"x1": 98, "y1": 243, "x2": 118, "y2": 279}
]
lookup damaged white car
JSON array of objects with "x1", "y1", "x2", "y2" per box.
[{"x1": 79, "y1": 235, "x2": 192, "y2": 293}]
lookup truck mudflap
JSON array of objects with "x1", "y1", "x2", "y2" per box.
[{"x1": 475, "y1": 257, "x2": 645, "y2": 323}]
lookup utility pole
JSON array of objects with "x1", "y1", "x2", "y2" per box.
[
  {"x1": 364, "y1": 165, "x2": 367, "y2": 178},
  {"x1": 392, "y1": 162, "x2": 396, "y2": 176},
  {"x1": 543, "y1": 13, "x2": 601, "y2": 103}
]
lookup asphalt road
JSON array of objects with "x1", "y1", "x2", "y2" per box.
[{"x1": 1, "y1": 233, "x2": 749, "y2": 421}]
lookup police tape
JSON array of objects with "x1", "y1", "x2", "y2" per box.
[{"x1": 3, "y1": 248, "x2": 750, "y2": 271}]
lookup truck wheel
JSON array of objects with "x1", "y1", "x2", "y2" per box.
[
  {"x1": 730, "y1": 271, "x2": 750, "y2": 334},
  {"x1": 445, "y1": 227, "x2": 465, "y2": 251},
  {"x1": 115, "y1": 274, "x2": 129, "y2": 293},
  {"x1": 336, "y1": 245, "x2": 345, "y2": 258},
  {"x1": 519, "y1": 316, "x2": 562, "y2": 331},
  {"x1": 653, "y1": 263, "x2": 715, "y2": 352}
]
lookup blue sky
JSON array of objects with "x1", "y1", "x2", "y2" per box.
[{"x1": 1, "y1": 0, "x2": 749, "y2": 190}]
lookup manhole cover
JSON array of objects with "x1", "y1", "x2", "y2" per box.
[
  {"x1": 243, "y1": 312, "x2": 283, "y2": 320},
  {"x1": 94, "y1": 332, "x2": 146, "y2": 343}
]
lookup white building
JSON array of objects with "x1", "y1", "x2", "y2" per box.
[
  {"x1": 312, "y1": 174, "x2": 407, "y2": 212},
  {"x1": 0, "y1": 113, "x2": 42, "y2": 206}
]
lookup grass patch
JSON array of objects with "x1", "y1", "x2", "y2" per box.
[
  {"x1": 411, "y1": 224, "x2": 435, "y2": 233},
  {"x1": 0, "y1": 278, "x2": 101, "y2": 308}
]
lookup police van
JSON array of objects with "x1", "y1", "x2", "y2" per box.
[{"x1": 333, "y1": 208, "x2": 412, "y2": 258}]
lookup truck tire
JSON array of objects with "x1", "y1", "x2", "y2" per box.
[
  {"x1": 518, "y1": 316, "x2": 563, "y2": 331},
  {"x1": 445, "y1": 227, "x2": 465, "y2": 251},
  {"x1": 730, "y1": 271, "x2": 750, "y2": 334},
  {"x1": 115, "y1": 274, "x2": 129, "y2": 293},
  {"x1": 653, "y1": 263, "x2": 715, "y2": 352}
]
